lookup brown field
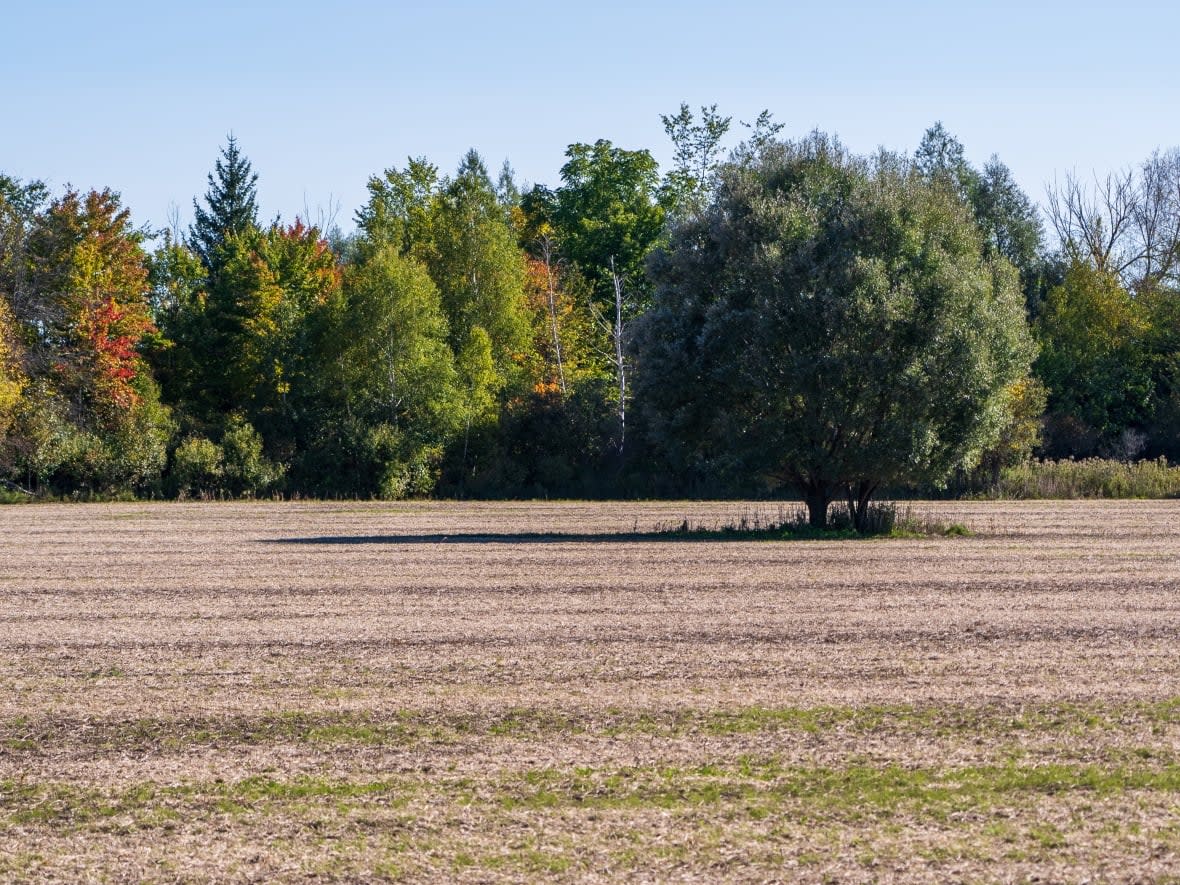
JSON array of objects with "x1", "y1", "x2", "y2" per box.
[{"x1": 1, "y1": 499, "x2": 1179, "y2": 883}]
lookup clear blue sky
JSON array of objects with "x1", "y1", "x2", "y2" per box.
[{"x1": 6, "y1": 0, "x2": 1179, "y2": 236}]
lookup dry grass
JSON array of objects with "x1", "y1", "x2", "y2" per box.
[{"x1": 2, "y1": 499, "x2": 1179, "y2": 882}]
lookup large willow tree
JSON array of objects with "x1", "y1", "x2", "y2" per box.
[{"x1": 635, "y1": 133, "x2": 1036, "y2": 528}]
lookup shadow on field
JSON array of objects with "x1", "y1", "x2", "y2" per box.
[{"x1": 263, "y1": 531, "x2": 788, "y2": 546}]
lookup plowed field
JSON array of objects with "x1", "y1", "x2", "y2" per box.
[{"x1": 2, "y1": 500, "x2": 1179, "y2": 882}]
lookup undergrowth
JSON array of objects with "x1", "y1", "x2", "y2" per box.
[
  {"x1": 655, "y1": 503, "x2": 971, "y2": 540},
  {"x1": 994, "y1": 457, "x2": 1180, "y2": 499}
]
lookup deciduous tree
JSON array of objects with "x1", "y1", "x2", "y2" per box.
[
  {"x1": 553, "y1": 140, "x2": 664, "y2": 453},
  {"x1": 637, "y1": 134, "x2": 1036, "y2": 528}
]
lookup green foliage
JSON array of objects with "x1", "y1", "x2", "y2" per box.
[
  {"x1": 637, "y1": 133, "x2": 1036, "y2": 527},
  {"x1": 448, "y1": 379, "x2": 621, "y2": 499},
  {"x1": 219, "y1": 416, "x2": 282, "y2": 497},
  {"x1": 354, "y1": 152, "x2": 534, "y2": 408},
  {"x1": 553, "y1": 140, "x2": 665, "y2": 308},
  {"x1": 163, "y1": 219, "x2": 341, "y2": 473},
  {"x1": 0, "y1": 296, "x2": 25, "y2": 441},
  {"x1": 367, "y1": 425, "x2": 440, "y2": 500},
  {"x1": 190, "y1": 135, "x2": 259, "y2": 273},
  {"x1": 293, "y1": 245, "x2": 459, "y2": 498},
  {"x1": 456, "y1": 326, "x2": 499, "y2": 424},
  {"x1": 1, "y1": 374, "x2": 173, "y2": 496},
  {"x1": 333, "y1": 246, "x2": 458, "y2": 428},
  {"x1": 354, "y1": 157, "x2": 438, "y2": 261},
  {"x1": 16, "y1": 118, "x2": 1180, "y2": 503},
  {"x1": 968, "y1": 377, "x2": 1048, "y2": 488},
  {"x1": 660, "y1": 103, "x2": 732, "y2": 223},
  {"x1": 104, "y1": 379, "x2": 176, "y2": 494},
  {"x1": 914, "y1": 123, "x2": 1045, "y2": 309},
  {"x1": 1036, "y1": 260, "x2": 1152, "y2": 456},
  {"x1": 430, "y1": 152, "x2": 532, "y2": 379},
  {"x1": 0, "y1": 184, "x2": 174, "y2": 496},
  {"x1": 974, "y1": 157, "x2": 1045, "y2": 291},
  {"x1": 170, "y1": 435, "x2": 224, "y2": 499},
  {"x1": 1141, "y1": 288, "x2": 1180, "y2": 459}
]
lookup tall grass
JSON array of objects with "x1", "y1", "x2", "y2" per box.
[{"x1": 995, "y1": 458, "x2": 1180, "y2": 499}]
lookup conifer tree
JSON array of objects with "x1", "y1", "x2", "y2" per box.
[{"x1": 190, "y1": 135, "x2": 259, "y2": 273}]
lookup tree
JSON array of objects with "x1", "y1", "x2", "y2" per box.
[
  {"x1": 143, "y1": 231, "x2": 206, "y2": 413},
  {"x1": 1036, "y1": 259, "x2": 1153, "y2": 456},
  {"x1": 305, "y1": 244, "x2": 460, "y2": 497},
  {"x1": 26, "y1": 189, "x2": 157, "y2": 424},
  {"x1": 914, "y1": 123, "x2": 1046, "y2": 309},
  {"x1": 914, "y1": 121, "x2": 976, "y2": 197},
  {"x1": 11, "y1": 188, "x2": 174, "y2": 494},
  {"x1": 0, "y1": 296, "x2": 24, "y2": 445},
  {"x1": 660, "y1": 102, "x2": 731, "y2": 223},
  {"x1": 0, "y1": 175, "x2": 48, "y2": 329},
  {"x1": 0, "y1": 175, "x2": 43, "y2": 456},
  {"x1": 1046, "y1": 149, "x2": 1180, "y2": 294},
  {"x1": 187, "y1": 221, "x2": 340, "y2": 450},
  {"x1": 1142, "y1": 287, "x2": 1180, "y2": 459},
  {"x1": 519, "y1": 185, "x2": 604, "y2": 398},
  {"x1": 553, "y1": 140, "x2": 664, "y2": 453},
  {"x1": 636, "y1": 133, "x2": 1036, "y2": 528},
  {"x1": 190, "y1": 135, "x2": 259, "y2": 273},
  {"x1": 429, "y1": 150, "x2": 532, "y2": 381},
  {"x1": 354, "y1": 157, "x2": 438, "y2": 263},
  {"x1": 355, "y1": 152, "x2": 533, "y2": 389},
  {"x1": 974, "y1": 157, "x2": 1045, "y2": 294}
]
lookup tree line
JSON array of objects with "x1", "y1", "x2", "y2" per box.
[{"x1": 1, "y1": 108, "x2": 1178, "y2": 513}]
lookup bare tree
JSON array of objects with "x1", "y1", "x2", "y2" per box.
[{"x1": 1047, "y1": 149, "x2": 1180, "y2": 292}]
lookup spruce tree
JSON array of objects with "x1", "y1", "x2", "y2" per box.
[{"x1": 190, "y1": 135, "x2": 259, "y2": 273}]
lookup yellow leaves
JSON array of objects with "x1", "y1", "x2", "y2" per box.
[
  {"x1": 1041, "y1": 261, "x2": 1146, "y2": 353},
  {"x1": 0, "y1": 299, "x2": 25, "y2": 438}
]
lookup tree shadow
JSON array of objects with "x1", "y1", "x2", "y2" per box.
[{"x1": 262, "y1": 529, "x2": 815, "y2": 546}]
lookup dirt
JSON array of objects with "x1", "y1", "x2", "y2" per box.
[{"x1": 1, "y1": 499, "x2": 1178, "y2": 882}]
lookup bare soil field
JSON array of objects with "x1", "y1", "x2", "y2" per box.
[{"x1": 1, "y1": 499, "x2": 1179, "y2": 883}]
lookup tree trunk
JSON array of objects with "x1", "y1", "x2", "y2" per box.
[
  {"x1": 803, "y1": 482, "x2": 831, "y2": 529},
  {"x1": 846, "y1": 480, "x2": 878, "y2": 533},
  {"x1": 541, "y1": 239, "x2": 566, "y2": 397},
  {"x1": 610, "y1": 256, "x2": 626, "y2": 457}
]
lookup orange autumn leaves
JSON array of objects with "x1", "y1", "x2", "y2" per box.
[{"x1": 37, "y1": 189, "x2": 155, "y2": 419}]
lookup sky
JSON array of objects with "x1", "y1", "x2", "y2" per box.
[{"x1": 5, "y1": 0, "x2": 1180, "y2": 236}]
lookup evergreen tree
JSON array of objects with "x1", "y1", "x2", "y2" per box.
[{"x1": 190, "y1": 135, "x2": 259, "y2": 273}]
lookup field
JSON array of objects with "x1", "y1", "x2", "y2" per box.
[{"x1": 2, "y1": 500, "x2": 1179, "y2": 882}]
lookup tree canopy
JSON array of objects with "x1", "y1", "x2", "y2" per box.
[
  {"x1": 2, "y1": 112, "x2": 1178, "y2": 503},
  {"x1": 636, "y1": 133, "x2": 1037, "y2": 527}
]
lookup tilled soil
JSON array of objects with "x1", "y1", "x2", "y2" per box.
[{"x1": 1, "y1": 499, "x2": 1179, "y2": 882}]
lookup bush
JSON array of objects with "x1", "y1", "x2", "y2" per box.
[
  {"x1": 106, "y1": 394, "x2": 176, "y2": 495},
  {"x1": 220, "y1": 417, "x2": 283, "y2": 497},
  {"x1": 171, "y1": 436, "x2": 224, "y2": 499}
]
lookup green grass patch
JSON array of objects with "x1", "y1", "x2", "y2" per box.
[
  {"x1": 498, "y1": 759, "x2": 1180, "y2": 816},
  {"x1": 6, "y1": 698, "x2": 1180, "y2": 755},
  {"x1": 7, "y1": 759, "x2": 1180, "y2": 836}
]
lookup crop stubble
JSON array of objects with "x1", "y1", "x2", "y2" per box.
[{"x1": 1, "y1": 499, "x2": 1179, "y2": 882}]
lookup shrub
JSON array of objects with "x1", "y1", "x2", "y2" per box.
[
  {"x1": 171, "y1": 436, "x2": 224, "y2": 499},
  {"x1": 220, "y1": 417, "x2": 283, "y2": 497}
]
